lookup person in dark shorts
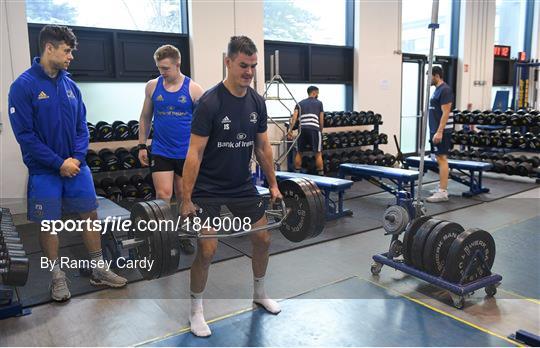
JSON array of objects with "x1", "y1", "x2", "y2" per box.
[
  {"x1": 287, "y1": 86, "x2": 325, "y2": 175},
  {"x1": 8, "y1": 25, "x2": 127, "y2": 302},
  {"x1": 427, "y1": 66, "x2": 454, "y2": 202},
  {"x1": 137, "y1": 44, "x2": 204, "y2": 254},
  {"x1": 181, "y1": 36, "x2": 283, "y2": 337}
]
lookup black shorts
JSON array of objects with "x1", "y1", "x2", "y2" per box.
[
  {"x1": 150, "y1": 154, "x2": 185, "y2": 176},
  {"x1": 192, "y1": 195, "x2": 267, "y2": 227},
  {"x1": 430, "y1": 132, "x2": 452, "y2": 155},
  {"x1": 297, "y1": 128, "x2": 322, "y2": 152}
]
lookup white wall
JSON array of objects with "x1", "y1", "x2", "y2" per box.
[
  {"x1": 456, "y1": 0, "x2": 496, "y2": 111},
  {"x1": 354, "y1": 0, "x2": 402, "y2": 154},
  {"x1": 0, "y1": 1, "x2": 31, "y2": 213}
]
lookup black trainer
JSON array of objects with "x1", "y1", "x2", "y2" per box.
[{"x1": 179, "y1": 238, "x2": 195, "y2": 254}]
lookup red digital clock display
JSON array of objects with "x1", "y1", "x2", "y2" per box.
[{"x1": 494, "y1": 45, "x2": 511, "y2": 59}]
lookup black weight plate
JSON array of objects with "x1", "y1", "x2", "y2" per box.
[
  {"x1": 402, "y1": 216, "x2": 431, "y2": 266},
  {"x1": 411, "y1": 218, "x2": 444, "y2": 270},
  {"x1": 301, "y1": 178, "x2": 326, "y2": 239},
  {"x1": 146, "y1": 200, "x2": 170, "y2": 279},
  {"x1": 1, "y1": 256, "x2": 29, "y2": 286},
  {"x1": 422, "y1": 221, "x2": 464, "y2": 276},
  {"x1": 130, "y1": 201, "x2": 163, "y2": 280},
  {"x1": 443, "y1": 228, "x2": 496, "y2": 284},
  {"x1": 278, "y1": 178, "x2": 320, "y2": 242},
  {"x1": 295, "y1": 179, "x2": 320, "y2": 240},
  {"x1": 150, "y1": 200, "x2": 180, "y2": 278}
]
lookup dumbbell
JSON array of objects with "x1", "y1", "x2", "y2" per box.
[
  {"x1": 331, "y1": 134, "x2": 341, "y2": 149},
  {"x1": 323, "y1": 157, "x2": 332, "y2": 173},
  {"x1": 339, "y1": 133, "x2": 349, "y2": 148},
  {"x1": 524, "y1": 156, "x2": 540, "y2": 168},
  {"x1": 324, "y1": 112, "x2": 334, "y2": 127},
  {"x1": 383, "y1": 153, "x2": 396, "y2": 167},
  {"x1": 86, "y1": 150, "x2": 103, "y2": 173},
  {"x1": 333, "y1": 112, "x2": 344, "y2": 127},
  {"x1": 100, "y1": 178, "x2": 123, "y2": 202},
  {"x1": 0, "y1": 248, "x2": 26, "y2": 259},
  {"x1": 350, "y1": 112, "x2": 360, "y2": 126},
  {"x1": 504, "y1": 161, "x2": 518, "y2": 175},
  {"x1": 322, "y1": 134, "x2": 330, "y2": 150},
  {"x1": 112, "y1": 121, "x2": 130, "y2": 140},
  {"x1": 98, "y1": 149, "x2": 119, "y2": 171},
  {"x1": 115, "y1": 176, "x2": 138, "y2": 200},
  {"x1": 342, "y1": 112, "x2": 352, "y2": 127},
  {"x1": 509, "y1": 113, "x2": 523, "y2": 127},
  {"x1": 115, "y1": 147, "x2": 137, "y2": 169},
  {"x1": 517, "y1": 162, "x2": 533, "y2": 176},
  {"x1": 87, "y1": 122, "x2": 96, "y2": 142},
  {"x1": 347, "y1": 132, "x2": 358, "y2": 147},
  {"x1": 127, "y1": 120, "x2": 139, "y2": 140},
  {"x1": 373, "y1": 113, "x2": 382, "y2": 124},
  {"x1": 130, "y1": 175, "x2": 154, "y2": 200},
  {"x1": 478, "y1": 131, "x2": 490, "y2": 146},
  {"x1": 378, "y1": 133, "x2": 388, "y2": 144},
  {"x1": 0, "y1": 253, "x2": 29, "y2": 286},
  {"x1": 357, "y1": 111, "x2": 367, "y2": 125},
  {"x1": 95, "y1": 121, "x2": 113, "y2": 141}
]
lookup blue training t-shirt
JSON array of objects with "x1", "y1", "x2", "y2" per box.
[
  {"x1": 295, "y1": 97, "x2": 324, "y2": 130},
  {"x1": 151, "y1": 76, "x2": 193, "y2": 159},
  {"x1": 191, "y1": 82, "x2": 267, "y2": 198},
  {"x1": 429, "y1": 82, "x2": 454, "y2": 134}
]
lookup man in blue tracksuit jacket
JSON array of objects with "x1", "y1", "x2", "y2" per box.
[{"x1": 8, "y1": 25, "x2": 127, "y2": 301}]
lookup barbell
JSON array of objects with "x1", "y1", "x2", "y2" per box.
[{"x1": 120, "y1": 178, "x2": 325, "y2": 280}]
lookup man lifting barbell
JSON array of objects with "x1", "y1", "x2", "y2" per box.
[
  {"x1": 137, "y1": 44, "x2": 205, "y2": 255},
  {"x1": 8, "y1": 25, "x2": 127, "y2": 302},
  {"x1": 181, "y1": 36, "x2": 283, "y2": 337}
]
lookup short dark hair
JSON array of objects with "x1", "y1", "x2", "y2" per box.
[
  {"x1": 39, "y1": 25, "x2": 77, "y2": 53},
  {"x1": 227, "y1": 36, "x2": 257, "y2": 59},
  {"x1": 432, "y1": 66, "x2": 444, "y2": 78},
  {"x1": 307, "y1": 86, "x2": 319, "y2": 95}
]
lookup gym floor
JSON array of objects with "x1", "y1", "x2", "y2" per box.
[{"x1": 0, "y1": 185, "x2": 538, "y2": 346}]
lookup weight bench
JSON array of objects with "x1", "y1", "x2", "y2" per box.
[
  {"x1": 404, "y1": 156, "x2": 492, "y2": 197},
  {"x1": 274, "y1": 171, "x2": 354, "y2": 220},
  {"x1": 338, "y1": 163, "x2": 419, "y2": 205}
]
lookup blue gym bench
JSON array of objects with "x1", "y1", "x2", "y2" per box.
[
  {"x1": 404, "y1": 156, "x2": 492, "y2": 197},
  {"x1": 274, "y1": 171, "x2": 354, "y2": 220},
  {"x1": 338, "y1": 163, "x2": 420, "y2": 206}
]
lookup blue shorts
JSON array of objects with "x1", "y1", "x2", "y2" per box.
[
  {"x1": 27, "y1": 165, "x2": 98, "y2": 222},
  {"x1": 430, "y1": 132, "x2": 452, "y2": 156}
]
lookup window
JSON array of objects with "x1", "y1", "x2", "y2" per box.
[
  {"x1": 264, "y1": 0, "x2": 348, "y2": 46},
  {"x1": 494, "y1": 0, "x2": 528, "y2": 57},
  {"x1": 401, "y1": 0, "x2": 453, "y2": 55},
  {"x1": 26, "y1": 0, "x2": 184, "y2": 34},
  {"x1": 265, "y1": 83, "x2": 347, "y2": 121}
]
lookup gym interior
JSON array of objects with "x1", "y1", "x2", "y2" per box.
[{"x1": 0, "y1": 0, "x2": 539, "y2": 346}]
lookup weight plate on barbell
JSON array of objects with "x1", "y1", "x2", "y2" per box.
[
  {"x1": 402, "y1": 216, "x2": 431, "y2": 266},
  {"x1": 411, "y1": 218, "x2": 444, "y2": 270},
  {"x1": 422, "y1": 221, "x2": 464, "y2": 276},
  {"x1": 149, "y1": 200, "x2": 180, "y2": 278},
  {"x1": 130, "y1": 201, "x2": 163, "y2": 280},
  {"x1": 301, "y1": 178, "x2": 326, "y2": 239},
  {"x1": 1, "y1": 256, "x2": 29, "y2": 287},
  {"x1": 278, "y1": 178, "x2": 322, "y2": 242},
  {"x1": 443, "y1": 228, "x2": 496, "y2": 284}
]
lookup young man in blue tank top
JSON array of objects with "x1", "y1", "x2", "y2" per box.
[
  {"x1": 137, "y1": 45, "x2": 204, "y2": 254},
  {"x1": 181, "y1": 36, "x2": 283, "y2": 337}
]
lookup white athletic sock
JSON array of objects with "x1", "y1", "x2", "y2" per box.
[
  {"x1": 51, "y1": 259, "x2": 61, "y2": 275},
  {"x1": 253, "y1": 276, "x2": 281, "y2": 314},
  {"x1": 190, "y1": 291, "x2": 211, "y2": 337}
]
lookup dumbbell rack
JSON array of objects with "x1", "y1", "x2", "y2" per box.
[
  {"x1": 1, "y1": 208, "x2": 31, "y2": 320},
  {"x1": 453, "y1": 109, "x2": 540, "y2": 182},
  {"x1": 287, "y1": 113, "x2": 386, "y2": 174},
  {"x1": 371, "y1": 250, "x2": 502, "y2": 309}
]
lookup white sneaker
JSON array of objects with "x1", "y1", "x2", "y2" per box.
[{"x1": 426, "y1": 190, "x2": 449, "y2": 203}]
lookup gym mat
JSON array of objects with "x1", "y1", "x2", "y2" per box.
[
  {"x1": 492, "y1": 215, "x2": 540, "y2": 299},
  {"x1": 145, "y1": 277, "x2": 513, "y2": 347}
]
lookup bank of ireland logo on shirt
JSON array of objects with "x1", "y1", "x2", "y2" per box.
[
  {"x1": 156, "y1": 95, "x2": 164, "y2": 102},
  {"x1": 178, "y1": 95, "x2": 187, "y2": 103},
  {"x1": 249, "y1": 112, "x2": 258, "y2": 123},
  {"x1": 222, "y1": 115, "x2": 231, "y2": 130}
]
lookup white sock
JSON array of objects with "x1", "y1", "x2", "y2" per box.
[
  {"x1": 51, "y1": 259, "x2": 61, "y2": 276},
  {"x1": 190, "y1": 291, "x2": 211, "y2": 337},
  {"x1": 253, "y1": 276, "x2": 281, "y2": 314}
]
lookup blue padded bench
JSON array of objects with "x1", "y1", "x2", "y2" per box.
[
  {"x1": 274, "y1": 171, "x2": 354, "y2": 220},
  {"x1": 404, "y1": 156, "x2": 492, "y2": 197},
  {"x1": 338, "y1": 163, "x2": 420, "y2": 204}
]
